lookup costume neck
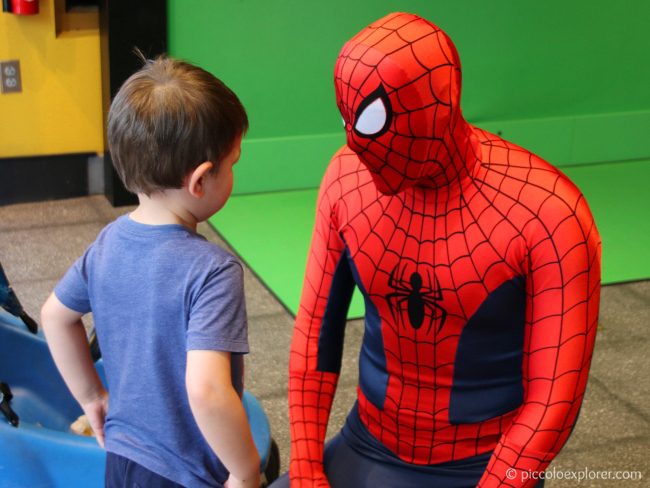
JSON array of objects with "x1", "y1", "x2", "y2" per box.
[{"x1": 416, "y1": 113, "x2": 480, "y2": 194}]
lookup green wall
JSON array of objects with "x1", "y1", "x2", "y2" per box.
[{"x1": 169, "y1": 0, "x2": 650, "y2": 194}]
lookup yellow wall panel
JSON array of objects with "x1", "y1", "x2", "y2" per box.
[{"x1": 0, "y1": 0, "x2": 103, "y2": 158}]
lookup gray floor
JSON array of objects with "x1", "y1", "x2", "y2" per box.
[{"x1": 1, "y1": 195, "x2": 648, "y2": 487}]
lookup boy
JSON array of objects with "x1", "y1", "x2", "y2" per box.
[{"x1": 41, "y1": 56, "x2": 260, "y2": 488}]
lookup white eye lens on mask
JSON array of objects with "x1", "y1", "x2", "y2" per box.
[{"x1": 354, "y1": 97, "x2": 388, "y2": 136}]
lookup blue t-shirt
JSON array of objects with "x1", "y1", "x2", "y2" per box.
[{"x1": 55, "y1": 215, "x2": 249, "y2": 488}]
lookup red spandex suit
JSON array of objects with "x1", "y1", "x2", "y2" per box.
[{"x1": 288, "y1": 12, "x2": 601, "y2": 488}]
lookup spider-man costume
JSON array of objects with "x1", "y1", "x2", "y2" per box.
[{"x1": 288, "y1": 12, "x2": 601, "y2": 487}]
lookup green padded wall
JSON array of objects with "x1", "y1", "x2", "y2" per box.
[{"x1": 169, "y1": 0, "x2": 650, "y2": 194}]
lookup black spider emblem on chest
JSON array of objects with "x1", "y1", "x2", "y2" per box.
[{"x1": 386, "y1": 265, "x2": 447, "y2": 333}]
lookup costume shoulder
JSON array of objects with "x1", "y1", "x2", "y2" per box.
[
  {"x1": 320, "y1": 145, "x2": 374, "y2": 200},
  {"x1": 472, "y1": 126, "x2": 591, "y2": 230},
  {"x1": 319, "y1": 145, "x2": 379, "y2": 231}
]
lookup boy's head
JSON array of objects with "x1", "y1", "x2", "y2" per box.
[{"x1": 107, "y1": 55, "x2": 248, "y2": 195}]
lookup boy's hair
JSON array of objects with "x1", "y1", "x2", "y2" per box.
[{"x1": 107, "y1": 55, "x2": 248, "y2": 195}]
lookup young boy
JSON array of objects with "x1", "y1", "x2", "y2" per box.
[{"x1": 41, "y1": 56, "x2": 260, "y2": 488}]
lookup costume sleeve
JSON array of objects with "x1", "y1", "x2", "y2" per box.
[
  {"x1": 478, "y1": 188, "x2": 601, "y2": 487},
  {"x1": 288, "y1": 159, "x2": 356, "y2": 487}
]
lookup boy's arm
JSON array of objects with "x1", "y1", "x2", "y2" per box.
[
  {"x1": 186, "y1": 350, "x2": 260, "y2": 488},
  {"x1": 41, "y1": 292, "x2": 108, "y2": 446}
]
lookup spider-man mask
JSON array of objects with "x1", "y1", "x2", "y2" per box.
[{"x1": 335, "y1": 12, "x2": 467, "y2": 195}]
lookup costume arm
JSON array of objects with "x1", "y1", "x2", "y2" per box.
[
  {"x1": 289, "y1": 162, "x2": 355, "y2": 487},
  {"x1": 478, "y1": 193, "x2": 601, "y2": 487}
]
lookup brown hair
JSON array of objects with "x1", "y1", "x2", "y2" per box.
[{"x1": 107, "y1": 55, "x2": 248, "y2": 195}]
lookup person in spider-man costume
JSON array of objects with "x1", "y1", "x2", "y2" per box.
[{"x1": 283, "y1": 12, "x2": 601, "y2": 488}]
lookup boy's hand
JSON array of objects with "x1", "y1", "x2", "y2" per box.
[
  {"x1": 224, "y1": 472, "x2": 261, "y2": 488},
  {"x1": 80, "y1": 390, "x2": 109, "y2": 447}
]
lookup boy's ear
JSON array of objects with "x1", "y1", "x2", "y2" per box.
[{"x1": 186, "y1": 161, "x2": 214, "y2": 198}]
